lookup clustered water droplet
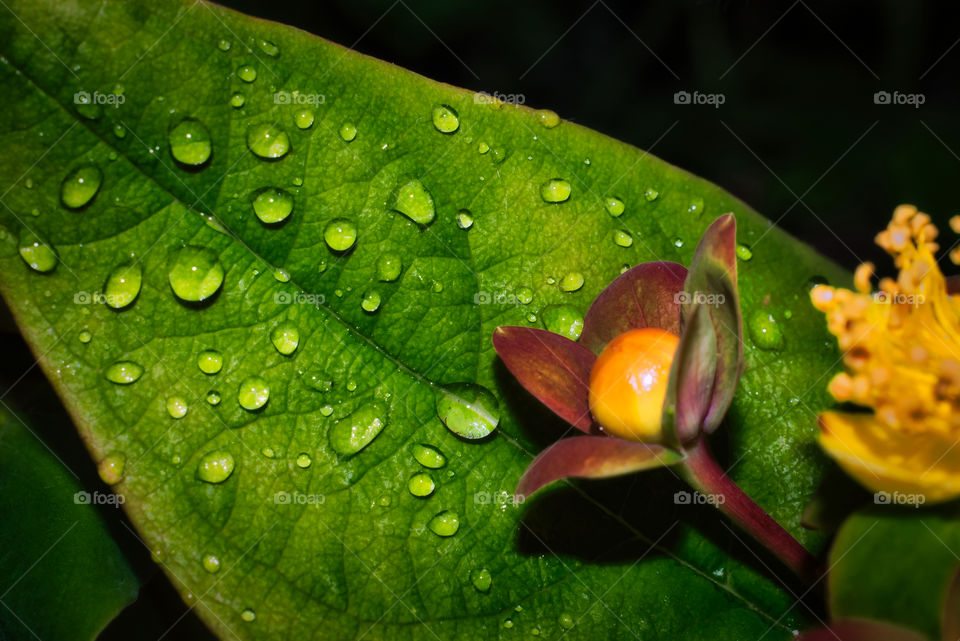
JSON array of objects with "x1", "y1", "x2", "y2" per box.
[
  {"x1": 428, "y1": 510, "x2": 460, "y2": 537},
  {"x1": 270, "y1": 321, "x2": 300, "y2": 355},
  {"x1": 407, "y1": 472, "x2": 435, "y2": 497},
  {"x1": 60, "y1": 166, "x2": 102, "y2": 209},
  {"x1": 541, "y1": 305, "x2": 584, "y2": 341},
  {"x1": 105, "y1": 360, "x2": 143, "y2": 385},
  {"x1": 339, "y1": 123, "x2": 357, "y2": 142},
  {"x1": 168, "y1": 118, "x2": 212, "y2": 166},
  {"x1": 604, "y1": 196, "x2": 625, "y2": 217},
  {"x1": 748, "y1": 310, "x2": 784, "y2": 350},
  {"x1": 323, "y1": 218, "x2": 358, "y2": 252},
  {"x1": 412, "y1": 443, "x2": 446, "y2": 469},
  {"x1": 539, "y1": 178, "x2": 571, "y2": 203},
  {"x1": 559, "y1": 271, "x2": 584, "y2": 292},
  {"x1": 168, "y1": 246, "x2": 224, "y2": 303},
  {"x1": 377, "y1": 252, "x2": 403, "y2": 282},
  {"x1": 18, "y1": 230, "x2": 57, "y2": 273},
  {"x1": 361, "y1": 290, "x2": 381, "y2": 313},
  {"x1": 246, "y1": 123, "x2": 290, "y2": 159},
  {"x1": 435, "y1": 384, "x2": 500, "y2": 439},
  {"x1": 197, "y1": 450, "x2": 235, "y2": 483},
  {"x1": 238, "y1": 376, "x2": 270, "y2": 410},
  {"x1": 103, "y1": 262, "x2": 142, "y2": 309},
  {"x1": 197, "y1": 349, "x2": 223, "y2": 374},
  {"x1": 166, "y1": 396, "x2": 188, "y2": 419},
  {"x1": 252, "y1": 187, "x2": 294, "y2": 224},
  {"x1": 393, "y1": 178, "x2": 436, "y2": 226},
  {"x1": 431, "y1": 105, "x2": 460, "y2": 134}
]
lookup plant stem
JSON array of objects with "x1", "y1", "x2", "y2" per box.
[{"x1": 679, "y1": 439, "x2": 821, "y2": 583}]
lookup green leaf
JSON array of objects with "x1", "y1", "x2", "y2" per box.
[
  {"x1": 0, "y1": 0, "x2": 849, "y2": 638},
  {"x1": 0, "y1": 405, "x2": 138, "y2": 640}
]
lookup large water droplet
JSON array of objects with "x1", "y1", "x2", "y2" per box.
[
  {"x1": 294, "y1": 109, "x2": 314, "y2": 130},
  {"x1": 431, "y1": 105, "x2": 460, "y2": 133},
  {"x1": 238, "y1": 376, "x2": 269, "y2": 411},
  {"x1": 540, "y1": 179, "x2": 571, "y2": 203},
  {"x1": 407, "y1": 472, "x2": 435, "y2": 497},
  {"x1": 105, "y1": 361, "x2": 143, "y2": 385},
  {"x1": 470, "y1": 568, "x2": 492, "y2": 592},
  {"x1": 559, "y1": 272, "x2": 584, "y2": 292},
  {"x1": 323, "y1": 218, "x2": 358, "y2": 252},
  {"x1": 339, "y1": 123, "x2": 357, "y2": 142},
  {"x1": 604, "y1": 196, "x2": 625, "y2": 217},
  {"x1": 393, "y1": 178, "x2": 435, "y2": 226},
  {"x1": 517, "y1": 287, "x2": 533, "y2": 305},
  {"x1": 270, "y1": 322, "x2": 300, "y2": 355},
  {"x1": 197, "y1": 450, "x2": 234, "y2": 483},
  {"x1": 166, "y1": 396, "x2": 188, "y2": 419},
  {"x1": 17, "y1": 230, "x2": 57, "y2": 273},
  {"x1": 103, "y1": 262, "x2": 142, "y2": 309},
  {"x1": 197, "y1": 349, "x2": 223, "y2": 374},
  {"x1": 246, "y1": 123, "x2": 290, "y2": 159},
  {"x1": 237, "y1": 65, "x2": 257, "y2": 82},
  {"x1": 412, "y1": 443, "x2": 446, "y2": 469},
  {"x1": 168, "y1": 118, "x2": 212, "y2": 166},
  {"x1": 252, "y1": 187, "x2": 294, "y2": 224},
  {"x1": 541, "y1": 305, "x2": 584, "y2": 341},
  {"x1": 748, "y1": 310, "x2": 784, "y2": 350},
  {"x1": 329, "y1": 403, "x2": 386, "y2": 455},
  {"x1": 377, "y1": 253, "x2": 403, "y2": 282},
  {"x1": 428, "y1": 510, "x2": 460, "y2": 537},
  {"x1": 455, "y1": 210, "x2": 474, "y2": 229},
  {"x1": 60, "y1": 166, "x2": 102, "y2": 209},
  {"x1": 435, "y1": 384, "x2": 500, "y2": 439},
  {"x1": 535, "y1": 109, "x2": 560, "y2": 128},
  {"x1": 98, "y1": 453, "x2": 126, "y2": 484},
  {"x1": 361, "y1": 291, "x2": 381, "y2": 313},
  {"x1": 168, "y1": 246, "x2": 224, "y2": 302}
]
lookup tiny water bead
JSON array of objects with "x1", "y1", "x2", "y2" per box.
[
  {"x1": 166, "y1": 396, "x2": 188, "y2": 419},
  {"x1": 259, "y1": 39, "x2": 279, "y2": 56},
  {"x1": 435, "y1": 383, "x2": 500, "y2": 439},
  {"x1": 78, "y1": 330, "x2": 92, "y2": 344},
  {"x1": 412, "y1": 443, "x2": 446, "y2": 469},
  {"x1": 361, "y1": 290, "x2": 381, "y2": 313},
  {"x1": 206, "y1": 391, "x2": 221, "y2": 406},
  {"x1": 377, "y1": 253, "x2": 403, "y2": 282},
  {"x1": 270, "y1": 322, "x2": 300, "y2": 355},
  {"x1": 168, "y1": 118, "x2": 212, "y2": 166},
  {"x1": 103, "y1": 262, "x2": 142, "y2": 309},
  {"x1": 512, "y1": 287, "x2": 533, "y2": 306},
  {"x1": 612, "y1": 229, "x2": 633, "y2": 248},
  {"x1": 455, "y1": 210, "x2": 474, "y2": 229},
  {"x1": 329, "y1": 403, "x2": 386, "y2": 455},
  {"x1": 320, "y1": 404, "x2": 334, "y2": 417},
  {"x1": 407, "y1": 472, "x2": 435, "y2": 497},
  {"x1": 252, "y1": 188, "x2": 294, "y2": 224},
  {"x1": 687, "y1": 197, "x2": 704, "y2": 215},
  {"x1": 339, "y1": 123, "x2": 357, "y2": 142},
  {"x1": 323, "y1": 218, "x2": 358, "y2": 252},
  {"x1": 477, "y1": 141, "x2": 489, "y2": 154},
  {"x1": 673, "y1": 237, "x2": 684, "y2": 248},
  {"x1": 202, "y1": 554, "x2": 221, "y2": 573},
  {"x1": 294, "y1": 109, "x2": 314, "y2": 129},
  {"x1": 428, "y1": 510, "x2": 460, "y2": 537},
  {"x1": 60, "y1": 165, "x2": 102, "y2": 209},
  {"x1": 112, "y1": 123, "x2": 126, "y2": 138},
  {"x1": 736, "y1": 243, "x2": 753, "y2": 261},
  {"x1": 295, "y1": 453, "x2": 312, "y2": 469},
  {"x1": 604, "y1": 196, "x2": 625, "y2": 217},
  {"x1": 168, "y1": 245, "x2": 224, "y2": 302},
  {"x1": 393, "y1": 178, "x2": 435, "y2": 226},
  {"x1": 644, "y1": 187, "x2": 660, "y2": 201},
  {"x1": 197, "y1": 450, "x2": 235, "y2": 483},
  {"x1": 431, "y1": 280, "x2": 443, "y2": 293},
  {"x1": 541, "y1": 305, "x2": 584, "y2": 341},
  {"x1": 559, "y1": 271, "x2": 584, "y2": 292},
  {"x1": 535, "y1": 109, "x2": 560, "y2": 128},
  {"x1": 431, "y1": 105, "x2": 460, "y2": 133},
  {"x1": 105, "y1": 361, "x2": 143, "y2": 385},
  {"x1": 346, "y1": 381, "x2": 357, "y2": 392},
  {"x1": 97, "y1": 453, "x2": 126, "y2": 485},
  {"x1": 558, "y1": 614, "x2": 575, "y2": 630},
  {"x1": 218, "y1": 39, "x2": 231, "y2": 51},
  {"x1": 240, "y1": 609, "x2": 256, "y2": 623},
  {"x1": 197, "y1": 349, "x2": 223, "y2": 374},
  {"x1": 246, "y1": 123, "x2": 290, "y2": 159},
  {"x1": 237, "y1": 65, "x2": 257, "y2": 82},
  {"x1": 261, "y1": 447, "x2": 276, "y2": 458},
  {"x1": 748, "y1": 310, "x2": 784, "y2": 350},
  {"x1": 18, "y1": 230, "x2": 57, "y2": 273},
  {"x1": 470, "y1": 568, "x2": 492, "y2": 593},
  {"x1": 273, "y1": 268, "x2": 290, "y2": 283},
  {"x1": 230, "y1": 92, "x2": 245, "y2": 108},
  {"x1": 238, "y1": 376, "x2": 270, "y2": 410},
  {"x1": 540, "y1": 178, "x2": 571, "y2": 203}
]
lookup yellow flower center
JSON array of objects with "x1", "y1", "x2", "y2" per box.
[{"x1": 588, "y1": 328, "x2": 679, "y2": 442}]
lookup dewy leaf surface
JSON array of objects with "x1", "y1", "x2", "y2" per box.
[{"x1": 0, "y1": 0, "x2": 848, "y2": 638}]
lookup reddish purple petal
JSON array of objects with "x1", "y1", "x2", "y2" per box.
[
  {"x1": 516, "y1": 435, "x2": 683, "y2": 497},
  {"x1": 663, "y1": 304, "x2": 717, "y2": 445},
  {"x1": 580, "y1": 261, "x2": 687, "y2": 354},
  {"x1": 795, "y1": 620, "x2": 927, "y2": 641},
  {"x1": 493, "y1": 326, "x2": 596, "y2": 432},
  {"x1": 943, "y1": 563, "x2": 960, "y2": 641},
  {"x1": 681, "y1": 214, "x2": 742, "y2": 433}
]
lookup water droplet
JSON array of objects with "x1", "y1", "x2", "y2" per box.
[
  {"x1": 320, "y1": 404, "x2": 333, "y2": 417},
  {"x1": 78, "y1": 330, "x2": 92, "y2": 344},
  {"x1": 527, "y1": 313, "x2": 537, "y2": 323},
  {"x1": 435, "y1": 383, "x2": 500, "y2": 439},
  {"x1": 240, "y1": 609, "x2": 255, "y2": 622},
  {"x1": 346, "y1": 381, "x2": 357, "y2": 392},
  {"x1": 736, "y1": 243, "x2": 753, "y2": 261},
  {"x1": 431, "y1": 280, "x2": 443, "y2": 293},
  {"x1": 541, "y1": 305, "x2": 584, "y2": 341},
  {"x1": 477, "y1": 141, "x2": 489, "y2": 154},
  {"x1": 377, "y1": 253, "x2": 403, "y2": 282},
  {"x1": 535, "y1": 109, "x2": 560, "y2": 128},
  {"x1": 644, "y1": 187, "x2": 660, "y2": 201},
  {"x1": 612, "y1": 229, "x2": 633, "y2": 248},
  {"x1": 17, "y1": 230, "x2": 57, "y2": 272},
  {"x1": 393, "y1": 178, "x2": 435, "y2": 226},
  {"x1": 294, "y1": 109, "x2": 314, "y2": 129},
  {"x1": 329, "y1": 403, "x2": 386, "y2": 455},
  {"x1": 339, "y1": 123, "x2": 357, "y2": 142},
  {"x1": 558, "y1": 614, "x2": 575, "y2": 630},
  {"x1": 168, "y1": 118, "x2": 212, "y2": 166},
  {"x1": 202, "y1": 554, "x2": 221, "y2": 573},
  {"x1": 238, "y1": 376, "x2": 270, "y2": 411},
  {"x1": 323, "y1": 218, "x2": 358, "y2": 252},
  {"x1": 218, "y1": 39, "x2": 230, "y2": 51},
  {"x1": 470, "y1": 568, "x2": 492, "y2": 592},
  {"x1": 412, "y1": 443, "x2": 446, "y2": 469},
  {"x1": 540, "y1": 178, "x2": 571, "y2": 203},
  {"x1": 103, "y1": 262, "x2": 142, "y2": 309},
  {"x1": 197, "y1": 450, "x2": 234, "y2": 483},
  {"x1": 428, "y1": 510, "x2": 460, "y2": 537},
  {"x1": 258, "y1": 39, "x2": 279, "y2": 56},
  {"x1": 673, "y1": 237, "x2": 684, "y2": 248},
  {"x1": 514, "y1": 287, "x2": 533, "y2": 305},
  {"x1": 687, "y1": 197, "x2": 704, "y2": 215},
  {"x1": 361, "y1": 291, "x2": 381, "y2": 313},
  {"x1": 559, "y1": 272, "x2": 584, "y2": 292},
  {"x1": 270, "y1": 322, "x2": 300, "y2": 355},
  {"x1": 407, "y1": 472, "x2": 435, "y2": 497},
  {"x1": 431, "y1": 105, "x2": 460, "y2": 133},
  {"x1": 237, "y1": 65, "x2": 257, "y2": 82},
  {"x1": 168, "y1": 246, "x2": 224, "y2": 302},
  {"x1": 302, "y1": 369, "x2": 332, "y2": 392},
  {"x1": 784, "y1": 309, "x2": 793, "y2": 320},
  {"x1": 166, "y1": 396, "x2": 188, "y2": 419},
  {"x1": 604, "y1": 196, "x2": 625, "y2": 217},
  {"x1": 98, "y1": 453, "x2": 126, "y2": 484},
  {"x1": 251, "y1": 187, "x2": 294, "y2": 224},
  {"x1": 246, "y1": 123, "x2": 290, "y2": 159},
  {"x1": 296, "y1": 453, "x2": 312, "y2": 469},
  {"x1": 105, "y1": 361, "x2": 143, "y2": 385},
  {"x1": 60, "y1": 166, "x2": 102, "y2": 209},
  {"x1": 748, "y1": 310, "x2": 784, "y2": 350},
  {"x1": 112, "y1": 124, "x2": 126, "y2": 139},
  {"x1": 206, "y1": 391, "x2": 221, "y2": 406},
  {"x1": 261, "y1": 447, "x2": 275, "y2": 458},
  {"x1": 272, "y1": 267, "x2": 290, "y2": 283},
  {"x1": 503, "y1": 619, "x2": 514, "y2": 629},
  {"x1": 230, "y1": 92, "x2": 245, "y2": 108},
  {"x1": 197, "y1": 349, "x2": 223, "y2": 374},
  {"x1": 455, "y1": 210, "x2": 474, "y2": 229}
]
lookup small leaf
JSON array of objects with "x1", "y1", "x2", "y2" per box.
[
  {"x1": 580, "y1": 261, "x2": 687, "y2": 353},
  {"x1": 493, "y1": 326, "x2": 596, "y2": 432},
  {"x1": 795, "y1": 619, "x2": 928, "y2": 641},
  {"x1": 662, "y1": 303, "x2": 718, "y2": 445}
]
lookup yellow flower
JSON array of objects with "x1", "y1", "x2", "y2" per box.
[{"x1": 810, "y1": 204, "x2": 960, "y2": 503}]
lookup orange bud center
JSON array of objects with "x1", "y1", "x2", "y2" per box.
[{"x1": 588, "y1": 327, "x2": 679, "y2": 442}]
